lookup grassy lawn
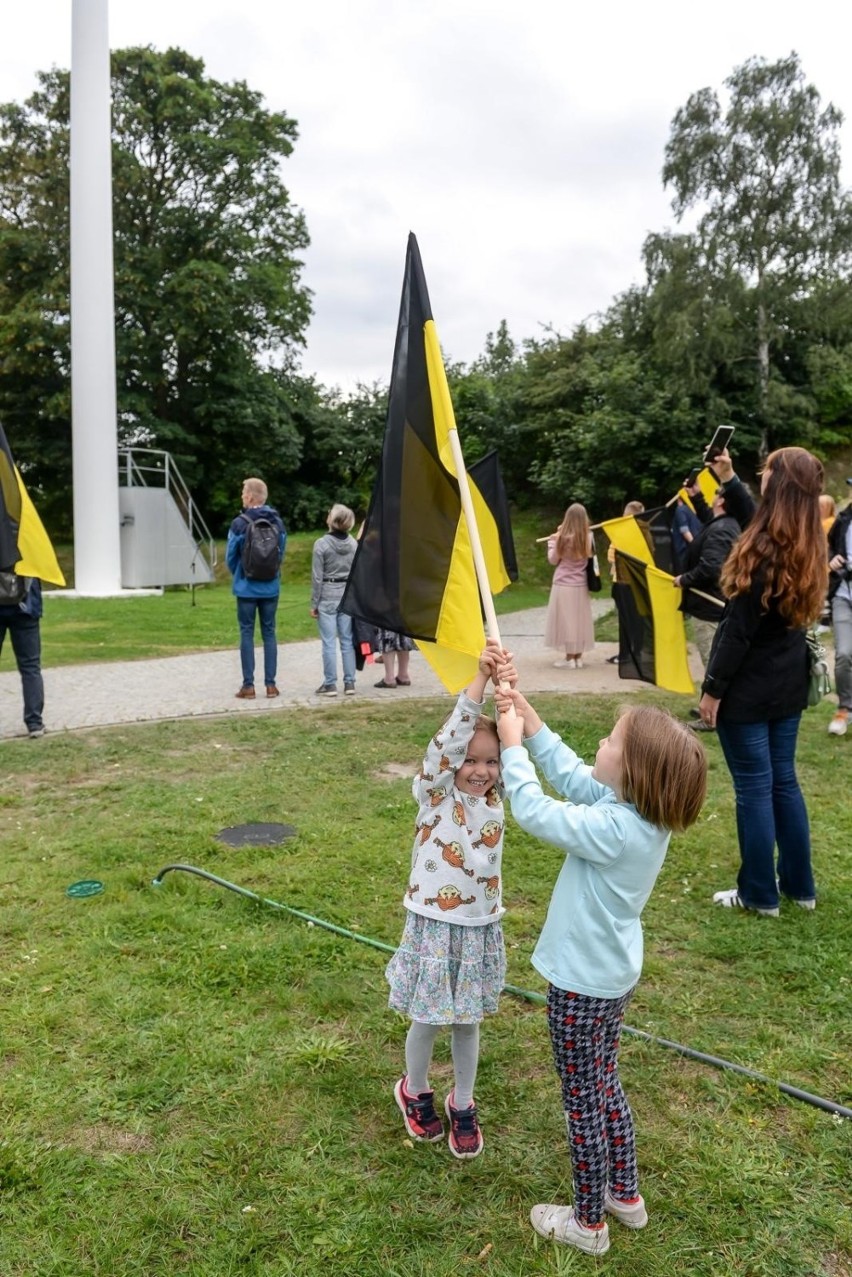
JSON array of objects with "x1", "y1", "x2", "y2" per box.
[
  {"x1": 1, "y1": 692, "x2": 849, "y2": 1276},
  {"x1": 40, "y1": 511, "x2": 559, "y2": 668}
]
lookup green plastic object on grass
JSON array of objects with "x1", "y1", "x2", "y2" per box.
[{"x1": 66, "y1": 879, "x2": 105, "y2": 898}]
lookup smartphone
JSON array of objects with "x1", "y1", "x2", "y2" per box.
[
  {"x1": 684, "y1": 466, "x2": 702, "y2": 486},
  {"x1": 704, "y1": 424, "x2": 735, "y2": 463}
]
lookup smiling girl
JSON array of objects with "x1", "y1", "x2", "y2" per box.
[
  {"x1": 494, "y1": 679, "x2": 707, "y2": 1256},
  {"x1": 385, "y1": 640, "x2": 509, "y2": 1160}
]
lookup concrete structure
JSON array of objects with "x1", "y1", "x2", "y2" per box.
[{"x1": 70, "y1": 0, "x2": 123, "y2": 595}]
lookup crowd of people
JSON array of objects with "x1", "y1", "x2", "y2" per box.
[{"x1": 2, "y1": 450, "x2": 845, "y2": 1257}]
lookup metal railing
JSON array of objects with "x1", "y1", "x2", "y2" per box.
[{"x1": 118, "y1": 448, "x2": 217, "y2": 577}]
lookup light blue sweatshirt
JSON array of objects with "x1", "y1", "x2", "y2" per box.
[{"x1": 500, "y1": 724, "x2": 670, "y2": 999}]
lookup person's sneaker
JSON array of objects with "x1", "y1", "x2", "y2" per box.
[
  {"x1": 606, "y1": 653, "x2": 621, "y2": 664},
  {"x1": 553, "y1": 659, "x2": 572, "y2": 669},
  {"x1": 828, "y1": 709, "x2": 848, "y2": 736},
  {"x1": 574, "y1": 658, "x2": 584, "y2": 669},
  {"x1": 28, "y1": 726, "x2": 46, "y2": 739},
  {"x1": 793, "y1": 898, "x2": 817, "y2": 910},
  {"x1": 604, "y1": 1188, "x2": 648, "y2": 1229},
  {"x1": 266, "y1": 685, "x2": 280, "y2": 698},
  {"x1": 314, "y1": 683, "x2": 337, "y2": 696},
  {"x1": 235, "y1": 686, "x2": 256, "y2": 699},
  {"x1": 529, "y1": 1205, "x2": 610, "y2": 1254},
  {"x1": 344, "y1": 682, "x2": 356, "y2": 696},
  {"x1": 444, "y1": 1091, "x2": 484, "y2": 1159},
  {"x1": 393, "y1": 1076, "x2": 444, "y2": 1142},
  {"x1": 713, "y1": 887, "x2": 779, "y2": 918}
]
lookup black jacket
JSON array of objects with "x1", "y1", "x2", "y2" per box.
[
  {"x1": 678, "y1": 507, "x2": 741, "y2": 622},
  {"x1": 827, "y1": 505, "x2": 852, "y2": 601},
  {"x1": 702, "y1": 574, "x2": 808, "y2": 722}
]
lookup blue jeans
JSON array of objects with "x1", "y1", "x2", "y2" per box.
[
  {"x1": 317, "y1": 608, "x2": 356, "y2": 687},
  {"x1": 716, "y1": 714, "x2": 815, "y2": 909},
  {"x1": 0, "y1": 613, "x2": 44, "y2": 731},
  {"x1": 236, "y1": 596, "x2": 278, "y2": 688}
]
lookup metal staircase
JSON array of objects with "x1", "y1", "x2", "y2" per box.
[{"x1": 118, "y1": 448, "x2": 217, "y2": 588}]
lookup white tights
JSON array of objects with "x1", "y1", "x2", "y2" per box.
[{"x1": 405, "y1": 1020, "x2": 480, "y2": 1109}]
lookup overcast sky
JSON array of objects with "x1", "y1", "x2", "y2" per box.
[{"x1": 3, "y1": 1, "x2": 852, "y2": 391}]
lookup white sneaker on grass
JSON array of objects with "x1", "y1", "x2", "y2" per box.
[
  {"x1": 713, "y1": 887, "x2": 779, "y2": 918},
  {"x1": 828, "y1": 710, "x2": 848, "y2": 736},
  {"x1": 604, "y1": 1189, "x2": 648, "y2": 1228},
  {"x1": 529, "y1": 1204, "x2": 610, "y2": 1254}
]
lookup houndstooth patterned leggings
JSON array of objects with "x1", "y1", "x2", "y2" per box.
[{"x1": 546, "y1": 983, "x2": 639, "y2": 1227}]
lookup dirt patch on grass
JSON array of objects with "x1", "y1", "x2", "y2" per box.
[
  {"x1": 373, "y1": 762, "x2": 415, "y2": 781},
  {"x1": 67, "y1": 1125, "x2": 155, "y2": 1155}
]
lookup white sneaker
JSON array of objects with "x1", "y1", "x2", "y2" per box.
[
  {"x1": 553, "y1": 659, "x2": 572, "y2": 669},
  {"x1": 793, "y1": 898, "x2": 816, "y2": 910},
  {"x1": 574, "y1": 658, "x2": 584, "y2": 669},
  {"x1": 828, "y1": 710, "x2": 848, "y2": 736},
  {"x1": 713, "y1": 887, "x2": 779, "y2": 918},
  {"x1": 604, "y1": 1189, "x2": 648, "y2": 1229},
  {"x1": 530, "y1": 1204, "x2": 610, "y2": 1254}
]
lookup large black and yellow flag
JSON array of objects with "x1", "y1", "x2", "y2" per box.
[
  {"x1": 614, "y1": 550, "x2": 693, "y2": 695},
  {"x1": 341, "y1": 234, "x2": 517, "y2": 692},
  {"x1": 0, "y1": 424, "x2": 65, "y2": 585},
  {"x1": 599, "y1": 504, "x2": 679, "y2": 574}
]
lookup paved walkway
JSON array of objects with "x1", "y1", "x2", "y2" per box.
[{"x1": 0, "y1": 602, "x2": 703, "y2": 741}]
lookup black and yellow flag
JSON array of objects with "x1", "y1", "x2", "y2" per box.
[
  {"x1": 0, "y1": 424, "x2": 65, "y2": 586},
  {"x1": 341, "y1": 234, "x2": 517, "y2": 692},
  {"x1": 614, "y1": 551, "x2": 693, "y2": 695}
]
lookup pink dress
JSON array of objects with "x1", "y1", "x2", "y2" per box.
[{"x1": 544, "y1": 539, "x2": 595, "y2": 654}]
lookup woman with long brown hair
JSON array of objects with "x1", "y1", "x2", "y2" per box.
[
  {"x1": 698, "y1": 447, "x2": 827, "y2": 916},
  {"x1": 544, "y1": 503, "x2": 595, "y2": 669}
]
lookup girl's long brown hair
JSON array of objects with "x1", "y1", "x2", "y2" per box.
[
  {"x1": 719, "y1": 447, "x2": 827, "y2": 627},
  {"x1": 554, "y1": 503, "x2": 590, "y2": 561}
]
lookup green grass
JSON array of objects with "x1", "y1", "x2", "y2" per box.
[{"x1": 0, "y1": 693, "x2": 849, "y2": 1276}]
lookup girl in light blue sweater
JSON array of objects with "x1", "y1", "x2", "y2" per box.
[{"x1": 495, "y1": 678, "x2": 707, "y2": 1257}]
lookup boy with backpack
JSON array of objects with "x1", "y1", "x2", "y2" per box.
[{"x1": 226, "y1": 477, "x2": 287, "y2": 699}]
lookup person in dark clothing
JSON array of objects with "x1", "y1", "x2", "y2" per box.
[
  {"x1": 674, "y1": 480, "x2": 743, "y2": 730},
  {"x1": 698, "y1": 448, "x2": 826, "y2": 917},
  {"x1": 671, "y1": 497, "x2": 702, "y2": 574},
  {"x1": 826, "y1": 500, "x2": 852, "y2": 736},
  {"x1": 0, "y1": 577, "x2": 45, "y2": 738},
  {"x1": 226, "y1": 477, "x2": 287, "y2": 699}
]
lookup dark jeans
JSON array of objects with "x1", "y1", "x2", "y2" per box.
[
  {"x1": 236, "y1": 596, "x2": 278, "y2": 688},
  {"x1": 0, "y1": 613, "x2": 44, "y2": 731},
  {"x1": 716, "y1": 714, "x2": 815, "y2": 909}
]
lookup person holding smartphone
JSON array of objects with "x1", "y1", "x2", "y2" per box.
[{"x1": 698, "y1": 447, "x2": 826, "y2": 916}]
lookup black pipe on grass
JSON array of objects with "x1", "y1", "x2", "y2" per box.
[{"x1": 152, "y1": 863, "x2": 852, "y2": 1122}]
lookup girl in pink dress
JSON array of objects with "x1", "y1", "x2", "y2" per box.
[{"x1": 544, "y1": 504, "x2": 595, "y2": 669}]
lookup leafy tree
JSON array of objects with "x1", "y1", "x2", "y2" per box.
[
  {"x1": 663, "y1": 52, "x2": 852, "y2": 455},
  {"x1": 0, "y1": 47, "x2": 311, "y2": 531}
]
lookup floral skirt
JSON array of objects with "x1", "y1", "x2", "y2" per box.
[{"x1": 385, "y1": 911, "x2": 506, "y2": 1025}]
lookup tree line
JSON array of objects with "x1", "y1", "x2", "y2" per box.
[{"x1": 1, "y1": 48, "x2": 851, "y2": 535}]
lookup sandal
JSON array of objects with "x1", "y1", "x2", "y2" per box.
[
  {"x1": 396, "y1": 677, "x2": 411, "y2": 686},
  {"x1": 374, "y1": 678, "x2": 398, "y2": 688}
]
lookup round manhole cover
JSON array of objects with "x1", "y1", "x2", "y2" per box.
[
  {"x1": 215, "y1": 823, "x2": 298, "y2": 847},
  {"x1": 66, "y1": 879, "x2": 105, "y2": 898}
]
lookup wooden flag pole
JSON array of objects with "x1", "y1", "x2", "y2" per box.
[
  {"x1": 446, "y1": 429, "x2": 502, "y2": 643},
  {"x1": 445, "y1": 428, "x2": 516, "y2": 716}
]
